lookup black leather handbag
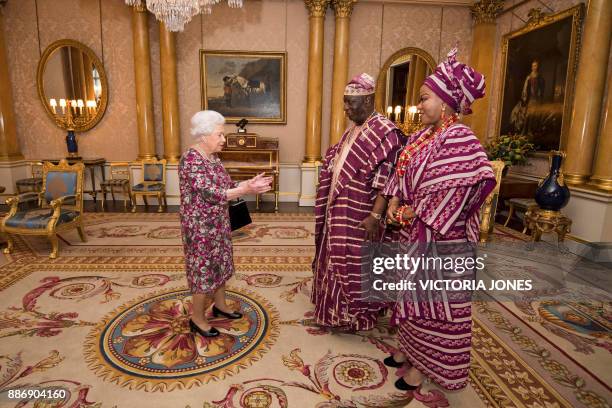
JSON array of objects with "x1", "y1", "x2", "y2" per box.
[{"x1": 229, "y1": 199, "x2": 252, "y2": 231}]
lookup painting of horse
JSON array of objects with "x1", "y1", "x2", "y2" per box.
[{"x1": 200, "y1": 50, "x2": 286, "y2": 124}]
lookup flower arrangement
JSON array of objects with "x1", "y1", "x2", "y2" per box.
[{"x1": 485, "y1": 134, "x2": 535, "y2": 166}]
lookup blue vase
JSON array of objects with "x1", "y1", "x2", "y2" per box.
[
  {"x1": 535, "y1": 151, "x2": 570, "y2": 211},
  {"x1": 66, "y1": 130, "x2": 78, "y2": 157}
]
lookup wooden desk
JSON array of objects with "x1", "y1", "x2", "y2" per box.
[
  {"x1": 43, "y1": 158, "x2": 106, "y2": 202},
  {"x1": 497, "y1": 177, "x2": 539, "y2": 226},
  {"x1": 218, "y1": 134, "x2": 279, "y2": 211},
  {"x1": 499, "y1": 177, "x2": 538, "y2": 199}
]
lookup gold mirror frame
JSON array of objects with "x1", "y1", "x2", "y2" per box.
[
  {"x1": 375, "y1": 47, "x2": 437, "y2": 114},
  {"x1": 36, "y1": 39, "x2": 108, "y2": 132}
]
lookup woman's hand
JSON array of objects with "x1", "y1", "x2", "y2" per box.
[
  {"x1": 394, "y1": 205, "x2": 415, "y2": 222},
  {"x1": 242, "y1": 173, "x2": 273, "y2": 195},
  {"x1": 386, "y1": 197, "x2": 400, "y2": 224}
]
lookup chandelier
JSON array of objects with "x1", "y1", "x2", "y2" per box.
[{"x1": 125, "y1": 0, "x2": 244, "y2": 32}]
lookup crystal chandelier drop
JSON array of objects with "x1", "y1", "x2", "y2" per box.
[{"x1": 125, "y1": 0, "x2": 244, "y2": 32}]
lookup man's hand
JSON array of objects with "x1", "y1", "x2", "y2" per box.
[{"x1": 359, "y1": 214, "x2": 380, "y2": 241}]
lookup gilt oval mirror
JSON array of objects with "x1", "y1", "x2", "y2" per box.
[
  {"x1": 37, "y1": 39, "x2": 108, "y2": 132},
  {"x1": 375, "y1": 47, "x2": 436, "y2": 121}
]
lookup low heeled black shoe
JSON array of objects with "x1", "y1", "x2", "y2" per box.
[
  {"x1": 394, "y1": 377, "x2": 421, "y2": 391},
  {"x1": 383, "y1": 355, "x2": 404, "y2": 368},
  {"x1": 189, "y1": 319, "x2": 219, "y2": 337},
  {"x1": 212, "y1": 305, "x2": 243, "y2": 319}
]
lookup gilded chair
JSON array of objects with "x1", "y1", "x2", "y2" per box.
[
  {"x1": 479, "y1": 160, "x2": 505, "y2": 243},
  {"x1": 100, "y1": 162, "x2": 133, "y2": 211},
  {"x1": 131, "y1": 158, "x2": 167, "y2": 213},
  {"x1": 15, "y1": 161, "x2": 43, "y2": 193},
  {"x1": 2, "y1": 159, "x2": 86, "y2": 259}
]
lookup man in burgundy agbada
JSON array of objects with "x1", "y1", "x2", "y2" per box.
[{"x1": 311, "y1": 73, "x2": 406, "y2": 331}]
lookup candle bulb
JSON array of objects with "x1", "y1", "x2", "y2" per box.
[
  {"x1": 394, "y1": 105, "x2": 402, "y2": 122},
  {"x1": 77, "y1": 99, "x2": 84, "y2": 115},
  {"x1": 386, "y1": 106, "x2": 393, "y2": 119},
  {"x1": 70, "y1": 100, "x2": 77, "y2": 114},
  {"x1": 49, "y1": 98, "x2": 57, "y2": 114},
  {"x1": 408, "y1": 105, "x2": 418, "y2": 122},
  {"x1": 59, "y1": 99, "x2": 66, "y2": 114}
]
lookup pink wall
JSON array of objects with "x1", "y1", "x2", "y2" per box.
[{"x1": 3, "y1": 0, "x2": 474, "y2": 164}]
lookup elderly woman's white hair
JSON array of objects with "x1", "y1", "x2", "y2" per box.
[{"x1": 190, "y1": 110, "x2": 225, "y2": 139}]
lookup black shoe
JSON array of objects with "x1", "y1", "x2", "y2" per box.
[
  {"x1": 394, "y1": 377, "x2": 421, "y2": 391},
  {"x1": 189, "y1": 319, "x2": 219, "y2": 337},
  {"x1": 212, "y1": 305, "x2": 243, "y2": 319},
  {"x1": 383, "y1": 355, "x2": 404, "y2": 368}
]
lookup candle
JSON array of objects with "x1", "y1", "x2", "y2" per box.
[
  {"x1": 70, "y1": 100, "x2": 77, "y2": 114},
  {"x1": 394, "y1": 105, "x2": 402, "y2": 122},
  {"x1": 77, "y1": 99, "x2": 84, "y2": 114},
  {"x1": 408, "y1": 105, "x2": 418, "y2": 122},
  {"x1": 59, "y1": 99, "x2": 66, "y2": 114},
  {"x1": 386, "y1": 106, "x2": 393, "y2": 119},
  {"x1": 49, "y1": 98, "x2": 57, "y2": 114}
]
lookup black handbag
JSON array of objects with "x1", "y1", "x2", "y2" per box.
[{"x1": 229, "y1": 199, "x2": 252, "y2": 231}]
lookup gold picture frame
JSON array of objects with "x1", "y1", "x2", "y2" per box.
[
  {"x1": 495, "y1": 5, "x2": 584, "y2": 152},
  {"x1": 200, "y1": 50, "x2": 287, "y2": 124}
]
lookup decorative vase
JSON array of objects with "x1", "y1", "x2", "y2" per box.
[
  {"x1": 535, "y1": 151, "x2": 570, "y2": 211},
  {"x1": 66, "y1": 130, "x2": 78, "y2": 158}
]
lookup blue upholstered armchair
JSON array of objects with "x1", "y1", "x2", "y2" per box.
[
  {"x1": 2, "y1": 159, "x2": 86, "y2": 258},
  {"x1": 131, "y1": 158, "x2": 167, "y2": 213}
]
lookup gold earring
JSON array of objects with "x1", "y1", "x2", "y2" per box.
[{"x1": 441, "y1": 105, "x2": 446, "y2": 121}]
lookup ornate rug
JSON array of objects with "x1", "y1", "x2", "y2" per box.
[{"x1": 0, "y1": 213, "x2": 609, "y2": 407}]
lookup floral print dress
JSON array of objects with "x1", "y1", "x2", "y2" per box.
[{"x1": 179, "y1": 148, "x2": 238, "y2": 294}]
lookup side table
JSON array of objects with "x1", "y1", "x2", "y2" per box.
[{"x1": 524, "y1": 207, "x2": 572, "y2": 252}]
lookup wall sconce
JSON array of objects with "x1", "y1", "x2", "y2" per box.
[
  {"x1": 47, "y1": 96, "x2": 99, "y2": 159},
  {"x1": 402, "y1": 105, "x2": 422, "y2": 134}
]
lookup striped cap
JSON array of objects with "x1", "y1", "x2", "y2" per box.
[
  {"x1": 423, "y1": 48, "x2": 485, "y2": 115},
  {"x1": 344, "y1": 73, "x2": 376, "y2": 96}
]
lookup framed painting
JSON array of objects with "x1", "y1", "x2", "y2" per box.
[
  {"x1": 200, "y1": 50, "x2": 287, "y2": 124},
  {"x1": 496, "y1": 5, "x2": 583, "y2": 152}
]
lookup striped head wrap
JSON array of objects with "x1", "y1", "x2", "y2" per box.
[{"x1": 423, "y1": 47, "x2": 485, "y2": 115}]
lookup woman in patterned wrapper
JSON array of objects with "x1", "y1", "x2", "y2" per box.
[
  {"x1": 179, "y1": 110, "x2": 272, "y2": 337},
  {"x1": 381, "y1": 49, "x2": 496, "y2": 391}
]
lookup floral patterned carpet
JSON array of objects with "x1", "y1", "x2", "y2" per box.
[{"x1": 0, "y1": 213, "x2": 609, "y2": 407}]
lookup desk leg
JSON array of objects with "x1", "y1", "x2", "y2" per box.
[
  {"x1": 504, "y1": 204, "x2": 514, "y2": 227},
  {"x1": 100, "y1": 164, "x2": 106, "y2": 202},
  {"x1": 275, "y1": 175, "x2": 279, "y2": 212},
  {"x1": 90, "y1": 166, "x2": 97, "y2": 203}
]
